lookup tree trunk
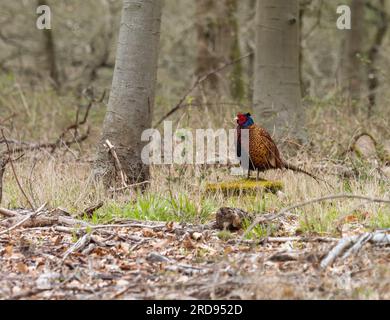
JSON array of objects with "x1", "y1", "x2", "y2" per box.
[
  {"x1": 299, "y1": 0, "x2": 311, "y2": 98},
  {"x1": 216, "y1": 0, "x2": 244, "y2": 101},
  {"x1": 342, "y1": 0, "x2": 365, "y2": 102},
  {"x1": 37, "y1": 0, "x2": 60, "y2": 88},
  {"x1": 195, "y1": 0, "x2": 218, "y2": 92},
  {"x1": 195, "y1": 0, "x2": 243, "y2": 100},
  {"x1": 93, "y1": 0, "x2": 162, "y2": 186},
  {"x1": 244, "y1": 0, "x2": 256, "y2": 101},
  {"x1": 367, "y1": 0, "x2": 387, "y2": 117},
  {"x1": 253, "y1": 0, "x2": 305, "y2": 142}
]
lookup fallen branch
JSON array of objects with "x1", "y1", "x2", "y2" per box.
[
  {"x1": 0, "y1": 203, "x2": 46, "y2": 235},
  {"x1": 62, "y1": 233, "x2": 92, "y2": 260},
  {"x1": 0, "y1": 207, "x2": 17, "y2": 218},
  {"x1": 0, "y1": 207, "x2": 168, "y2": 235},
  {"x1": 0, "y1": 207, "x2": 89, "y2": 229},
  {"x1": 228, "y1": 236, "x2": 339, "y2": 246},
  {"x1": 320, "y1": 231, "x2": 390, "y2": 269}
]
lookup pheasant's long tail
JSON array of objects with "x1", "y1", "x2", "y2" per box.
[{"x1": 282, "y1": 162, "x2": 333, "y2": 189}]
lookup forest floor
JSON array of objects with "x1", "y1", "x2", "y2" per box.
[{"x1": 0, "y1": 205, "x2": 389, "y2": 300}]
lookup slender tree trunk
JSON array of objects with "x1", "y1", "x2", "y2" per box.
[
  {"x1": 37, "y1": 0, "x2": 60, "y2": 88},
  {"x1": 299, "y1": 0, "x2": 311, "y2": 97},
  {"x1": 216, "y1": 0, "x2": 244, "y2": 101},
  {"x1": 244, "y1": 0, "x2": 256, "y2": 101},
  {"x1": 253, "y1": 0, "x2": 305, "y2": 142},
  {"x1": 93, "y1": 0, "x2": 162, "y2": 186},
  {"x1": 342, "y1": 0, "x2": 365, "y2": 102},
  {"x1": 195, "y1": 0, "x2": 243, "y2": 100},
  {"x1": 196, "y1": 0, "x2": 218, "y2": 92},
  {"x1": 367, "y1": 0, "x2": 387, "y2": 117}
]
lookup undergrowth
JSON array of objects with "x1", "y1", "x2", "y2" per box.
[{"x1": 1, "y1": 76, "x2": 390, "y2": 237}]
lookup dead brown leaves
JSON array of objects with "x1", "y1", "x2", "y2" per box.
[{"x1": 0, "y1": 209, "x2": 389, "y2": 300}]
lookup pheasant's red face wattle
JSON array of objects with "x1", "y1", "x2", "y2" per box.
[{"x1": 236, "y1": 113, "x2": 248, "y2": 126}]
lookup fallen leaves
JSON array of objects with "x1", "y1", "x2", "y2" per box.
[
  {"x1": 142, "y1": 228, "x2": 156, "y2": 238},
  {"x1": 182, "y1": 233, "x2": 197, "y2": 249},
  {"x1": 16, "y1": 262, "x2": 28, "y2": 273},
  {"x1": 0, "y1": 210, "x2": 389, "y2": 300},
  {"x1": 4, "y1": 245, "x2": 13, "y2": 256}
]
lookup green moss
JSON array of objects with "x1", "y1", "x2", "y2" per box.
[
  {"x1": 205, "y1": 179, "x2": 283, "y2": 196},
  {"x1": 217, "y1": 230, "x2": 234, "y2": 241}
]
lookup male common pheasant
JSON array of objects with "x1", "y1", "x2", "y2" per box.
[{"x1": 235, "y1": 112, "x2": 319, "y2": 182}]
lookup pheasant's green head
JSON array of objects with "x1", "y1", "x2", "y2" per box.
[{"x1": 236, "y1": 112, "x2": 254, "y2": 128}]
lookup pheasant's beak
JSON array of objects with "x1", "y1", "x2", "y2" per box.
[{"x1": 234, "y1": 116, "x2": 238, "y2": 122}]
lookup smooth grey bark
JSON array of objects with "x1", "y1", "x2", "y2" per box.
[
  {"x1": 253, "y1": 0, "x2": 305, "y2": 142},
  {"x1": 94, "y1": 0, "x2": 162, "y2": 186}
]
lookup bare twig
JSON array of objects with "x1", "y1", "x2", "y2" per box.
[
  {"x1": 1, "y1": 129, "x2": 34, "y2": 209},
  {"x1": 108, "y1": 181, "x2": 150, "y2": 193},
  {"x1": 0, "y1": 98, "x2": 94, "y2": 157},
  {"x1": 241, "y1": 194, "x2": 390, "y2": 242},
  {"x1": 52, "y1": 99, "x2": 96, "y2": 150},
  {"x1": 62, "y1": 233, "x2": 92, "y2": 260},
  {"x1": 3, "y1": 128, "x2": 90, "y2": 156},
  {"x1": 154, "y1": 52, "x2": 253, "y2": 127},
  {"x1": 105, "y1": 139, "x2": 127, "y2": 188}
]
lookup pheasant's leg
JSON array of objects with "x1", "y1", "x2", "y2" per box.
[
  {"x1": 247, "y1": 169, "x2": 250, "y2": 179},
  {"x1": 256, "y1": 169, "x2": 259, "y2": 181}
]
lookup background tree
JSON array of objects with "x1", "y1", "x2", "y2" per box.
[
  {"x1": 37, "y1": 0, "x2": 60, "y2": 88},
  {"x1": 366, "y1": 0, "x2": 388, "y2": 117},
  {"x1": 195, "y1": 0, "x2": 244, "y2": 101},
  {"x1": 242, "y1": 0, "x2": 257, "y2": 101},
  {"x1": 253, "y1": 0, "x2": 305, "y2": 144},
  {"x1": 341, "y1": 0, "x2": 365, "y2": 103},
  {"x1": 93, "y1": 0, "x2": 162, "y2": 186}
]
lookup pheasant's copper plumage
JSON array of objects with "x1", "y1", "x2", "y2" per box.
[
  {"x1": 246, "y1": 123, "x2": 283, "y2": 171},
  {"x1": 236, "y1": 113, "x2": 320, "y2": 182}
]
